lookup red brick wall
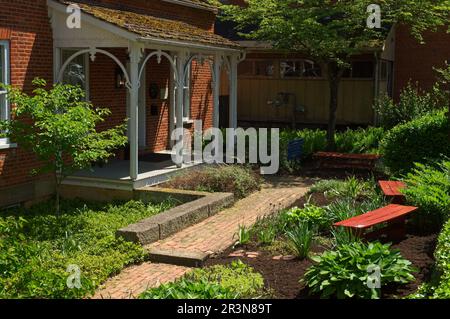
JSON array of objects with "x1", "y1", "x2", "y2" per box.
[
  {"x1": 0, "y1": 0, "x2": 53, "y2": 192},
  {"x1": 89, "y1": 48, "x2": 128, "y2": 132},
  {"x1": 394, "y1": 25, "x2": 450, "y2": 100}
]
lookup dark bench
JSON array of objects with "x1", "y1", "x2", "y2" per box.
[
  {"x1": 313, "y1": 152, "x2": 381, "y2": 170},
  {"x1": 378, "y1": 181, "x2": 407, "y2": 204},
  {"x1": 334, "y1": 204, "x2": 418, "y2": 240}
]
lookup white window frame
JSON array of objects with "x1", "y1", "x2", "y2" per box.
[
  {"x1": 0, "y1": 40, "x2": 11, "y2": 147},
  {"x1": 280, "y1": 59, "x2": 323, "y2": 79},
  {"x1": 183, "y1": 62, "x2": 191, "y2": 122},
  {"x1": 60, "y1": 48, "x2": 90, "y2": 100}
]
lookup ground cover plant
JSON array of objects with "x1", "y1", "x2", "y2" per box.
[
  {"x1": 0, "y1": 199, "x2": 174, "y2": 298},
  {"x1": 140, "y1": 260, "x2": 266, "y2": 299},
  {"x1": 165, "y1": 164, "x2": 262, "y2": 198}
]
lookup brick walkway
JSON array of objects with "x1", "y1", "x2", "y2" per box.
[{"x1": 93, "y1": 176, "x2": 312, "y2": 299}]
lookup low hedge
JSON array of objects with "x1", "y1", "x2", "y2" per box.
[
  {"x1": 380, "y1": 110, "x2": 450, "y2": 175},
  {"x1": 403, "y1": 160, "x2": 450, "y2": 230},
  {"x1": 433, "y1": 220, "x2": 450, "y2": 298},
  {"x1": 280, "y1": 127, "x2": 384, "y2": 172}
]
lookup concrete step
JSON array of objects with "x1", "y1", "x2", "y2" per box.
[{"x1": 145, "y1": 248, "x2": 209, "y2": 268}]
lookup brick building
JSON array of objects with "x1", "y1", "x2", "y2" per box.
[{"x1": 0, "y1": 0, "x2": 241, "y2": 207}]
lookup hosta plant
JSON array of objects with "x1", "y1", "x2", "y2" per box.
[{"x1": 303, "y1": 242, "x2": 415, "y2": 299}]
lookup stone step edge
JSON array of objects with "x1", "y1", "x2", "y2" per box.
[{"x1": 116, "y1": 192, "x2": 235, "y2": 246}]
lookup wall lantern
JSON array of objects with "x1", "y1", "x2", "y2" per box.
[{"x1": 115, "y1": 68, "x2": 126, "y2": 89}]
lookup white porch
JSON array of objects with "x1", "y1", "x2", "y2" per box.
[
  {"x1": 47, "y1": 0, "x2": 242, "y2": 189},
  {"x1": 64, "y1": 155, "x2": 203, "y2": 191}
]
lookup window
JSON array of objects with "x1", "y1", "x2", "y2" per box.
[
  {"x1": 183, "y1": 62, "x2": 191, "y2": 119},
  {"x1": 0, "y1": 41, "x2": 10, "y2": 145},
  {"x1": 238, "y1": 60, "x2": 275, "y2": 77},
  {"x1": 254, "y1": 60, "x2": 275, "y2": 77},
  {"x1": 280, "y1": 60, "x2": 322, "y2": 78},
  {"x1": 343, "y1": 61, "x2": 374, "y2": 78},
  {"x1": 61, "y1": 49, "x2": 89, "y2": 98}
]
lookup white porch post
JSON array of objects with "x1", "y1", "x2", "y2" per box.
[
  {"x1": 128, "y1": 43, "x2": 142, "y2": 180},
  {"x1": 213, "y1": 53, "x2": 222, "y2": 129},
  {"x1": 229, "y1": 54, "x2": 238, "y2": 130},
  {"x1": 226, "y1": 54, "x2": 238, "y2": 155},
  {"x1": 175, "y1": 51, "x2": 187, "y2": 168}
]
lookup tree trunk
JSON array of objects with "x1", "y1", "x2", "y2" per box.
[{"x1": 326, "y1": 62, "x2": 342, "y2": 151}]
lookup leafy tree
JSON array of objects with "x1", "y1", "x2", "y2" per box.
[
  {"x1": 217, "y1": 0, "x2": 449, "y2": 148},
  {"x1": 0, "y1": 79, "x2": 127, "y2": 213}
]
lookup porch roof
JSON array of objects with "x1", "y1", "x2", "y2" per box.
[{"x1": 59, "y1": 0, "x2": 240, "y2": 50}]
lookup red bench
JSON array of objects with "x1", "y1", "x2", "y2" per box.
[
  {"x1": 334, "y1": 204, "x2": 418, "y2": 240},
  {"x1": 313, "y1": 152, "x2": 381, "y2": 170},
  {"x1": 378, "y1": 181, "x2": 407, "y2": 204}
]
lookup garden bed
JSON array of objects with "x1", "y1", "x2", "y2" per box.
[
  {"x1": 206, "y1": 231, "x2": 437, "y2": 299},
  {"x1": 0, "y1": 198, "x2": 176, "y2": 299},
  {"x1": 202, "y1": 176, "x2": 439, "y2": 299}
]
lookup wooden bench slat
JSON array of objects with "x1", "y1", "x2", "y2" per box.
[
  {"x1": 334, "y1": 204, "x2": 418, "y2": 229},
  {"x1": 379, "y1": 181, "x2": 406, "y2": 197}
]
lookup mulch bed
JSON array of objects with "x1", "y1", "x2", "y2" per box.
[{"x1": 206, "y1": 232, "x2": 437, "y2": 299}]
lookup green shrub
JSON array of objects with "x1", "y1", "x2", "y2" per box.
[
  {"x1": 432, "y1": 219, "x2": 450, "y2": 298},
  {"x1": 279, "y1": 127, "x2": 384, "y2": 172},
  {"x1": 303, "y1": 242, "x2": 415, "y2": 299},
  {"x1": 140, "y1": 260, "x2": 265, "y2": 299},
  {"x1": 286, "y1": 223, "x2": 315, "y2": 260},
  {"x1": 412, "y1": 220, "x2": 450, "y2": 299},
  {"x1": 380, "y1": 110, "x2": 450, "y2": 175},
  {"x1": 374, "y1": 82, "x2": 445, "y2": 129},
  {"x1": 0, "y1": 199, "x2": 172, "y2": 298},
  {"x1": 139, "y1": 278, "x2": 237, "y2": 299},
  {"x1": 285, "y1": 204, "x2": 328, "y2": 230},
  {"x1": 166, "y1": 165, "x2": 262, "y2": 198},
  {"x1": 403, "y1": 160, "x2": 450, "y2": 229}
]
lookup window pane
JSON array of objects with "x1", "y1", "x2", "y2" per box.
[
  {"x1": 254, "y1": 60, "x2": 274, "y2": 77},
  {"x1": 280, "y1": 61, "x2": 303, "y2": 78},
  {"x1": 62, "y1": 50, "x2": 87, "y2": 91},
  {"x1": 238, "y1": 60, "x2": 253, "y2": 76},
  {"x1": 0, "y1": 94, "x2": 5, "y2": 121},
  {"x1": 303, "y1": 60, "x2": 322, "y2": 77}
]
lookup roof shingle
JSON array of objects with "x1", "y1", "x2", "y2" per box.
[{"x1": 61, "y1": 1, "x2": 239, "y2": 49}]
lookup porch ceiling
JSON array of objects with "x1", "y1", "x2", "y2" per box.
[{"x1": 58, "y1": 0, "x2": 240, "y2": 50}]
